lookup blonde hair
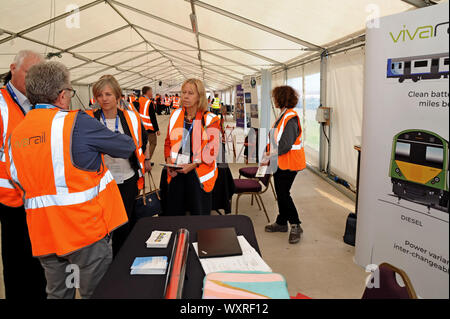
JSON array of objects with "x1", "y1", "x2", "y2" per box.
[
  {"x1": 92, "y1": 75, "x2": 122, "y2": 100},
  {"x1": 181, "y1": 78, "x2": 208, "y2": 112}
]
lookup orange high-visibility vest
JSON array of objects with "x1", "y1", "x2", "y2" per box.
[
  {"x1": 85, "y1": 108, "x2": 146, "y2": 190},
  {"x1": 6, "y1": 107, "x2": 128, "y2": 257},
  {"x1": 166, "y1": 108, "x2": 220, "y2": 192},
  {"x1": 89, "y1": 98, "x2": 95, "y2": 105},
  {"x1": 268, "y1": 109, "x2": 306, "y2": 171},
  {"x1": 138, "y1": 96, "x2": 154, "y2": 131},
  {"x1": 0, "y1": 87, "x2": 25, "y2": 207},
  {"x1": 172, "y1": 97, "x2": 180, "y2": 109}
]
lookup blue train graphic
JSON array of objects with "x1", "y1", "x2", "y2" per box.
[{"x1": 387, "y1": 53, "x2": 449, "y2": 83}]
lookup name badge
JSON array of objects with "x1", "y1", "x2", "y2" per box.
[{"x1": 176, "y1": 154, "x2": 190, "y2": 165}]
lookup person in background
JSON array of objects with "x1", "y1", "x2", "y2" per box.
[
  {"x1": 5, "y1": 62, "x2": 133, "y2": 299},
  {"x1": 0, "y1": 50, "x2": 47, "y2": 299},
  {"x1": 262, "y1": 85, "x2": 306, "y2": 244},
  {"x1": 164, "y1": 79, "x2": 220, "y2": 216},
  {"x1": 138, "y1": 86, "x2": 160, "y2": 161},
  {"x1": 88, "y1": 75, "x2": 151, "y2": 257}
]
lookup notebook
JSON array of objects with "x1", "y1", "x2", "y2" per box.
[{"x1": 197, "y1": 227, "x2": 242, "y2": 259}]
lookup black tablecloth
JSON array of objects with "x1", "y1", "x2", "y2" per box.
[
  {"x1": 91, "y1": 215, "x2": 260, "y2": 299},
  {"x1": 159, "y1": 164, "x2": 235, "y2": 215}
]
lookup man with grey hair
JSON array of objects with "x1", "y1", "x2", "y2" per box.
[
  {"x1": 5, "y1": 61, "x2": 135, "y2": 299},
  {"x1": 0, "y1": 50, "x2": 46, "y2": 299}
]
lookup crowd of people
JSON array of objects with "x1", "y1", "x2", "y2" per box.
[{"x1": 0, "y1": 50, "x2": 306, "y2": 299}]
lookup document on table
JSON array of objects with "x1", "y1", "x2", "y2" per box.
[{"x1": 192, "y1": 236, "x2": 272, "y2": 275}]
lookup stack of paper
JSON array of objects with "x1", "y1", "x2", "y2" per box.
[
  {"x1": 130, "y1": 256, "x2": 168, "y2": 275},
  {"x1": 146, "y1": 230, "x2": 172, "y2": 248},
  {"x1": 192, "y1": 236, "x2": 272, "y2": 275}
]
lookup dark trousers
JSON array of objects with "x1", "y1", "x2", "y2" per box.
[
  {"x1": 165, "y1": 170, "x2": 212, "y2": 216},
  {"x1": 274, "y1": 169, "x2": 301, "y2": 225},
  {"x1": 0, "y1": 203, "x2": 47, "y2": 299},
  {"x1": 112, "y1": 173, "x2": 138, "y2": 257}
]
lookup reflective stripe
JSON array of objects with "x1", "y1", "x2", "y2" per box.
[
  {"x1": 205, "y1": 113, "x2": 215, "y2": 127},
  {"x1": 7, "y1": 136, "x2": 19, "y2": 187},
  {"x1": 0, "y1": 177, "x2": 15, "y2": 189},
  {"x1": 198, "y1": 162, "x2": 217, "y2": 183},
  {"x1": 0, "y1": 92, "x2": 9, "y2": 162},
  {"x1": 276, "y1": 111, "x2": 297, "y2": 144},
  {"x1": 169, "y1": 108, "x2": 182, "y2": 133},
  {"x1": 171, "y1": 151, "x2": 178, "y2": 160},
  {"x1": 126, "y1": 110, "x2": 140, "y2": 147},
  {"x1": 24, "y1": 170, "x2": 114, "y2": 210},
  {"x1": 51, "y1": 112, "x2": 68, "y2": 194}
]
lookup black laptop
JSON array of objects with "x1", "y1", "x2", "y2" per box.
[{"x1": 197, "y1": 227, "x2": 243, "y2": 258}]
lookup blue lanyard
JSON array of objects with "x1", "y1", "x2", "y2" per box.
[
  {"x1": 181, "y1": 120, "x2": 194, "y2": 152},
  {"x1": 5, "y1": 82, "x2": 26, "y2": 115},
  {"x1": 100, "y1": 111, "x2": 119, "y2": 133},
  {"x1": 34, "y1": 103, "x2": 61, "y2": 110}
]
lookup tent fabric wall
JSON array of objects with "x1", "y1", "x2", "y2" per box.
[
  {"x1": 71, "y1": 84, "x2": 91, "y2": 110},
  {"x1": 326, "y1": 48, "x2": 365, "y2": 186}
]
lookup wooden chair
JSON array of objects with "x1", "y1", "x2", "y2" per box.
[{"x1": 362, "y1": 262, "x2": 417, "y2": 299}]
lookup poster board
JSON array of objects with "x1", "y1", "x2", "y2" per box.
[{"x1": 355, "y1": 3, "x2": 449, "y2": 298}]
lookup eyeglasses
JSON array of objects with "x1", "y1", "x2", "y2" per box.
[{"x1": 60, "y1": 88, "x2": 76, "y2": 98}]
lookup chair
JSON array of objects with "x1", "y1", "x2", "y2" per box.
[
  {"x1": 233, "y1": 173, "x2": 272, "y2": 223},
  {"x1": 362, "y1": 262, "x2": 417, "y2": 299},
  {"x1": 239, "y1": 166, "x2": 277, "y2": 201}
]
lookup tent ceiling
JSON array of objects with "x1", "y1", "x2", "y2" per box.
[{"x1": 1, "y1": 0, "x2": 418, "y2": 91}]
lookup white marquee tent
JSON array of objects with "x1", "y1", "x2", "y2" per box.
[{"x1": 1, "y1": 0, "x2": 443, "y2": 189}]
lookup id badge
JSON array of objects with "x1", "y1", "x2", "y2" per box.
[
  {"x1": 110, "y1": 163, "x2": 124, "y2": 184},
  {"x1": 176, "y1": 154, "x2": 190, "y2": 165}
]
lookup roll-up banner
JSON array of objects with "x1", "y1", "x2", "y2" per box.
[{"x1": 356, "y1": 3, "x2": 449, "y2": 298}]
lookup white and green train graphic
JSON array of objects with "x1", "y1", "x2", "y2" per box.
[
  {"x1": 387, "y1": 53, "x2": 449, "y2": 83},
  {"x1": 390, "y1": 130, "x2": 449, "y2": 212}
]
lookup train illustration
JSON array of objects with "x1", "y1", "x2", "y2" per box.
[
  {"x1": 387, "y1": 53, "x2": 449, "y2": 83},
  {"x1": 389, "y1": 130, "x2": 449, "y2": 213}
]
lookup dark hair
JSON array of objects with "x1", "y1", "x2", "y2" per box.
[
  {"x1": 142, "y1": 86, "x2": 151, "y2": 95},
  {"x1": 272, "y1": 86, "x2": 299, "y2": 109}
]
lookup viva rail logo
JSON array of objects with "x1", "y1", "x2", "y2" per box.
[{"x1": 389, "y1": 21, "x2": 448, "y2": 43}]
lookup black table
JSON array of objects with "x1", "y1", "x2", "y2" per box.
[
  {"x1": 92, "y1": 215, "x2": 260, "y2": 299},
  {"x1": 159, "y1": 163, "x2": 235, "y2": 215}
]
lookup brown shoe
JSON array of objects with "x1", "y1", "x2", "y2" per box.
[
  {"x1": 289, "y1": 224, "x2": 303, "y2": 244},
  {"x1": 265, "y1": 223, "x2": 288, "y2": 233}
]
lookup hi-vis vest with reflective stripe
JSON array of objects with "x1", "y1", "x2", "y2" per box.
[
  {"x1": 172, "y1": 97, "x2": 180, "y2": 109},
  {"x1": 164, "y1": 97, "x2": 171, "y2": 106},
  {"x1": 167, "y1": 108, "x2": 220, "y2": 192},
  {"x1": 138, "y1": 96, "x2": 154, "y2": 131},
  {"x1": 211, "y1": 97, "x2": 221, "y2": 109},
  {"x1": 0, "y1": 87, "x2": 25, "y2": 207},
  {"x1": 85, "y1": 108, "x2": 146, "y2": 190},
  {"x1": 6, "y1": 108, "x2": 128, "y2": 257},
  {"x1": 268, "y1": 109, "x2": 306, "y2": 171}
]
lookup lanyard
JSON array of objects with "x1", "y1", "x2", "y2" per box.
[
  {"x1": 100, "y1": 111, "x2": 119, "y2": 133},
  {"x1": 181, "y1": 120, "x2": 194, "y2": 153},
  {"x1": 5, "y1": 82, "x2": 26, "y2": 115},
  {"x1": 34, "y1": 104, "x2": 62, "y2": 110}
]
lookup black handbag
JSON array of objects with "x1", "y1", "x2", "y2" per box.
[
  {"x1": 135, "y1": 172, "x2": 161, "y2": 219},
  {"x1": 343, "y1": 213, "x2": 357, "y2": 246}
]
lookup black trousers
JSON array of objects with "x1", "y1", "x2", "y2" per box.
[
  {"x1": 112, "y1": 173, "x2": 139, "y2": 257},
  {"x1": 165, "y1": 170, "x2": 212, "y2": 216},
  {"x1": 273, "y1": 168, "x2": 301, "y2": 225},
  {"x1": 0, "y1": 203, "x2": 47, "y2": 299}
]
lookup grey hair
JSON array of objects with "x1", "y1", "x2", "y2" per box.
[
  {"x1": 25, "y1": 61, "x2": 70, "y2": 105},
  {"x1": 13, "y1": 50, "x2": 43, "y2": 68}
]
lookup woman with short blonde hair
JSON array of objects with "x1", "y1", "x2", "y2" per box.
[{"x1": 163, "y1": 78, "x2": 221, "y2": 215}]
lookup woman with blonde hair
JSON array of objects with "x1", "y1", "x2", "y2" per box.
[
  {"x1": 163, "y1": 78, "x2": 221, "y2": 215},
  {"x1": 87, "y1": 75, "x2": 150, "y2": 256}
]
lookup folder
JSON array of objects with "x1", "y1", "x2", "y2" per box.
[{"x1": 197, "y1": 227, "x2": 243, "y2": 259}]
